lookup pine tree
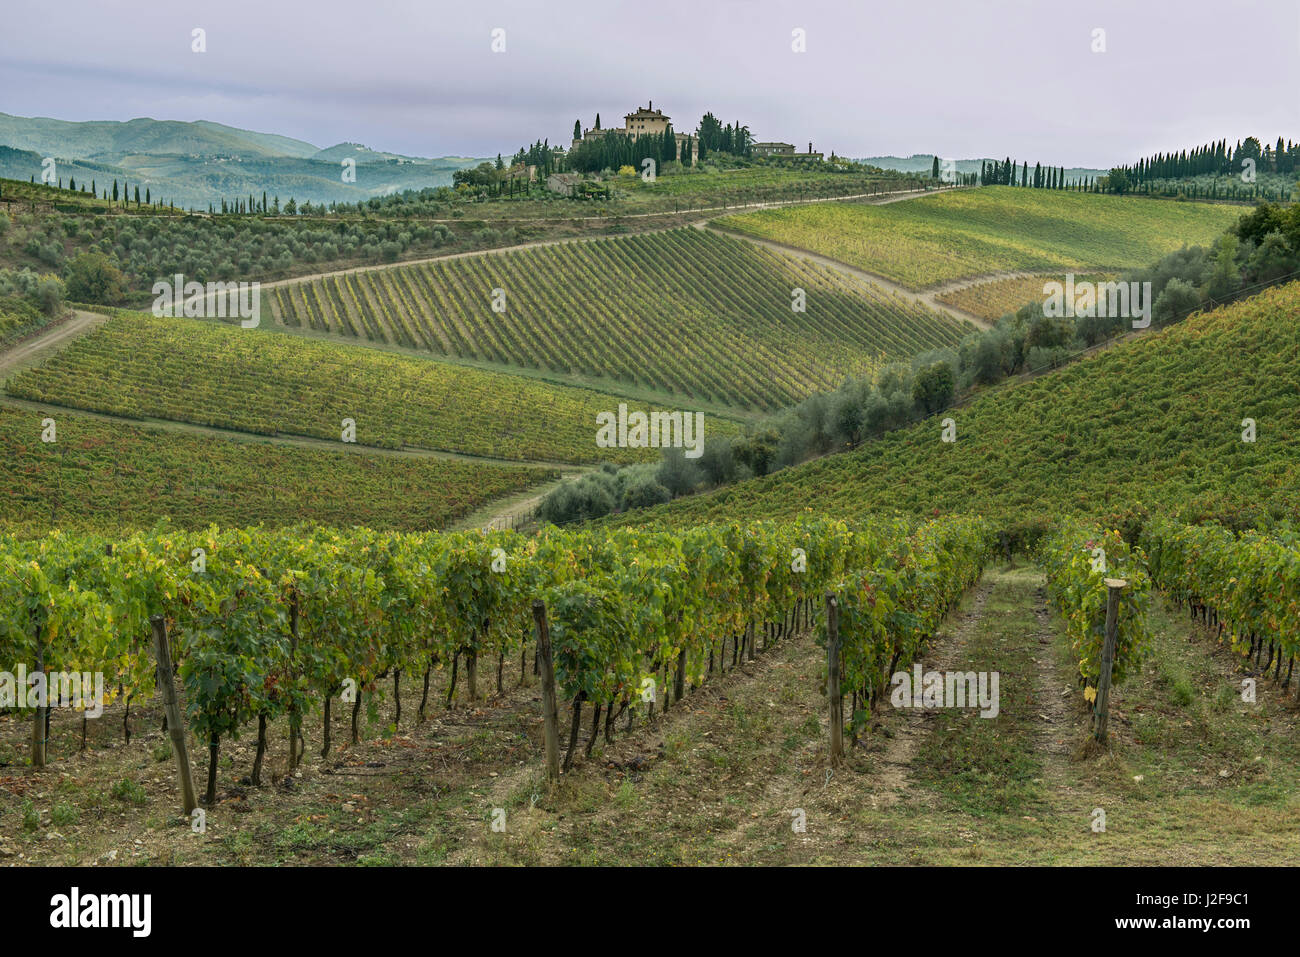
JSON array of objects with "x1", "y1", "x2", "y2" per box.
[
  {"x1": 112, "y1": 180, "x2": 118, "y2": 201},
  {"x1": 931, "y1": 155, "x2": 940, "y2": 178},
  {"x1": 594, "y1": 113, "x2": 601, "y2": 130},
  {"x1": 145, "y1": 187, "x2": 151, "y2": 204},
  {"x1": 574, "y1": 119, "x2": 581, "y2": 141},
  {"x1": 134, "y1": 185, "x2": 140, "y2": 205}
]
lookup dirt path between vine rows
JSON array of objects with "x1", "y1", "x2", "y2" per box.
[
  {"x1": 451, "y1": 471, "x2": 590, "y2": 532},
  {"x1": 1029, "y1": 575, "x2": 1077, "y2": 787},
  {"x1": 0, "y1": 310, "x2": 107, "y2": 383},
  {"x1": 868, "y1": 577, "x2": 996, "y2": 809}
]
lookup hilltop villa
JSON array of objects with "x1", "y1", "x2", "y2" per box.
[{"x1": 573, "y1": 101, "x2": 699, "y2": 164}]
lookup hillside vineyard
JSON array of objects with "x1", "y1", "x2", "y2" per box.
[{"x1": 269, "y1": 229, "x2": 972, "y2": 410}]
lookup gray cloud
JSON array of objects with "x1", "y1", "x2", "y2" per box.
[{"x1": 1, "y1": 0, "x2": 1296, "y2": 165}]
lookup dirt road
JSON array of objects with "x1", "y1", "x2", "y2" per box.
[{"x1": 0, "y1": 310, "x2": 107, "y2": 382}]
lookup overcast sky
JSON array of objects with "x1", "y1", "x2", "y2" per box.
[{"x1": 2, "y1": 0, "x2": 1297, "y2": 167}]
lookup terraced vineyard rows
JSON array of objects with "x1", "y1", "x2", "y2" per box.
[
  {"x1": 0, "y1": 404, "x2": 554, "y2": 535},
  {"x1": 270, "y1": 228, "x2": 973, "y2": 411},
  {"x1": 5, "y1": 314, "x2": 740, "y2": 464},
  {"x1": 719, "y1": 187, "x2": 1243, "y2": 290}
]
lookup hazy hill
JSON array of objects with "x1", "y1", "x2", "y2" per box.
[{"x1": 0, "y1": 112, "x2": 483, "y2": 209}]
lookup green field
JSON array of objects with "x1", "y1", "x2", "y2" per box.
[
  {"x1": 0, "y1": 403, "x2": 554, "y2": 534},
  {"x1": 719, "y1": 187, "x2": 1244, "y2": 290},
  {"x1": 3, "y1": 311, "x2": 741, "y2": 464},
  {"x1": 270, "y1": 228, "x2": 973, "y2": 411},
  {"x1": 616, "y1": 281, "x2": 1300, "y2": 529}
]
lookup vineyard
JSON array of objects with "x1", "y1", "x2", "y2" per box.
[
  {"x1": 0, "y1": 404, "x2": 554, "y2": 535},
  {"x1": 1142, "y1": 516, "x2": 1300, "y2": 681},
  {"x1": 268, "y1": 228, "x2": 972, "y2": 411},
  {"x1": 934, "y1": 273, "x2": 1115, "y2": 323},
  {"x1": 3, "y1": 312, "x2": 742, "y2": 465},
  {"x1": 718, "y1": 187, "x2": 1243, "y2": 290},
  {"x1": 621, "y1": 282, "x2": 1300, "y2": 530},
  {"x1": 599, "y1": 167, "x2": 919, "y2": 209},
  {"x1": 1043, "y1": 522, "x2": 1153, "y2": 689},
  {"x1": 0, "y1": 515, "x2": 989, "y2": 803}
]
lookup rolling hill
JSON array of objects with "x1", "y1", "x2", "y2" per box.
[
  {"x1": 719, "y1": 186, "x2": 1244, "y2": 289},
  {"x1": 0, "y1": 112, "x2": 482, "y2": 209},
  {"x1": 270, "y1": 227, "x2": 974, "y2": 412},
  {"x1": 614, "y1": 282, "x2": 1300, "y2": 530}
]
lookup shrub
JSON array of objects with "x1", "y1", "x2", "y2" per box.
[{"x1": 64, "y1": 251, "x2": 125, "y2": 304}]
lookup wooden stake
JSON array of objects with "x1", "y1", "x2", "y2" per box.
[
  {"x1": 1093, "y1": 578, "x2": 1127, "y2": 744},
  {"x1": 533, "y1": 601, "x2": 561, "y2": 783},
  {"x1": 151, "y1": 615, "x2": 197, "y2": 814},
  {"x1": 825, "y1": 593, "x2": 844, "y2": 766},
  {"x1": 30, "y1": 615, "x2": 46, "y2": 768}
]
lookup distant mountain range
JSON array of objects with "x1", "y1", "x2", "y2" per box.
[
  {"x1": 858, "y1": 154, "x2": 1107, "y2": 181},
  {"x1": 0, "y1": 113, "x2": 484, "y2": 209}
]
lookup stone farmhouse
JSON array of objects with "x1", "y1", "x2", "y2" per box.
[{"x1": 752, "y1": 141, "x2": 824, "y2": 161}]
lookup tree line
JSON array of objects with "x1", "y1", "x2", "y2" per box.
[{"x1": 1116, "y1": 136, "x2": 1299, "y2": 182}]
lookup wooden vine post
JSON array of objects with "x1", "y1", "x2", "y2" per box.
[
  {"x1": 825, "y1": 593, "x2": 844, "y2": 766},
  {"x1": 151, "y1": 615, "x2": 197, "y2": 814},
  {"x1": 532, "y1": 600, "x2": 561, "y2": 783},
  {"x1": 30, "y1": 613, "x2": 46, "y2": 768},
  {"x1": 1093, "y1": 578, "x2": 1127, "y2": 744}
]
